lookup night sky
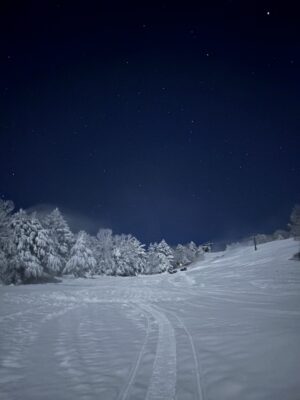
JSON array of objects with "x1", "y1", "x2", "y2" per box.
[{"x1": 1, "y1": 1, "x2": 300, "y2": 244}]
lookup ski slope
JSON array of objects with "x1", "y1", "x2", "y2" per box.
[{"x1": 1, "y1": 238, "x2": 300, "y2": 400}]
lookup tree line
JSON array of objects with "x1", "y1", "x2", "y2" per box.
[
  {"x1": 0, "y1": 199, "x2": 204, "y2": 284},
  {"x1": 1, "y1": 199, "x2": 299, "y2": 284}
]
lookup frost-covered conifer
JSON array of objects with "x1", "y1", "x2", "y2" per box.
[
  {"x1": 0, "y1": 249, "x2": 9, "y2": 283},
  {"x1": 273, "y1": 229, "x2": 289, "y2": 240},
  {"x1": 289, "y1": 205, "x2": 300, "y2": 238},
  {"x1": 185, "y1": 241, "x2": 199, "y2": 262},
  {"x1": 113, "y1": 234, "x2": 146, "y2": 276},
  {"x1": 7, "y1": 210, "x2": 61, "y2": 283},
  {"x1": 43, "y1": 208, "x2": 74, "y2": 269},
  {"x1": 85, "y1": 233, "x2": 100, "y2": 271},
  {"x1": 95, "y1": 229, "x2": 116, "y2": 275},
  {"x1": 157, "y1": 239, "x2": 174, "y2": 263},
  {"x1": 145, "y1": 240, "x2": 173, "y2": 274},
  {"x1": 0, "y1": 199, "x2": 14, "y2": 283},
  {"x1": 0, "y1": 199, "x2": 14, "y2": 245},
  {"x1": 63, "y1": 231, "x2": 97, "y2": 277},
  {"x1": 173, "y1": 244, "x2": 190, "y2": 266},
  {"x1": 8, "y1": 210, "x2": 45, "y2": 282}
]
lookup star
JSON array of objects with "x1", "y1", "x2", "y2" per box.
[{"x1": 266, "y1": 11, "x2": 270, "y2": 16}]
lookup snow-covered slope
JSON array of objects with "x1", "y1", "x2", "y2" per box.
[{"x1": 0, "y1": 239, "x2": 300, "y2": 400}]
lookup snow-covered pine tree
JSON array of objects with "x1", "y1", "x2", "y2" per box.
[
  {"x1": 0, "y1": 199, "x2": 14, "y2": 283},
  {"x1": 144, "y1": 243, "x2": 159, "y2": 274},
  {"x1": 43, "y1": 208, "x2": 74, "y2": 271},
  {"x1": 0, "y1": 249, "x2": 9, "y2": 284},
  {"x1": 85, "y1": 233, "x2": 101, "y2": 272},
  {"x1": 173, "y1": 244, "x2": 190, "y2": 266},
  {"x1": 8, "y1": 210, "x2": 60, "y2": 283},
  {"x1": 183, "y1": 241, "x2": 202, "y2": 263},
  {"x1": 187, "y1": 241, "x2": 197, "y2": 259},
  {"x1": 157, "y1": 239, "x2": 174, "y2": 263},
  {"x1": 63, "y1": 231, "x2": 97, "y2": 277},
  {"x1": 95, "y1": 229, "x2": 116, "y2": 275},
  {"x1": 0, "y1": 199, "x2": 14, "y2": 245},
  {"x1": 289, "y1": 204, "x2": 300, "y2": 260},
  {"x1": 112, "y1": 234, "x2": 146, "y2": 276},
  {"x1": 195, "y1": 244, "x2": 205, "y2": 261},
  {"x1": 145, "y1": 240, "x2": 173, "y2": 274},
  {"x1": 273, "y1": 229, "x2": 289, "y2": 240},
  {"x1": 289, "y1": 204, "x2": 300, "y2": 238},
  {"x1": 129, "y1": 235, "x2": 147, "y2": 274}
]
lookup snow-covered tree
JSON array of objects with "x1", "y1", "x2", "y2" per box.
[
  {"x1": 0, "y1": 199, "x2": 14, "y2": 283},
  {"x1": 289, "y1": 205, "x2": 300, "y2": 238},
  {"x1": 145, "y1": 240, "x2": 173, "y2": 274},
  {"x1": 273, "y1": 229, "x2": 289, "y2": 240},
  {"x1": 95, "y1": 229, "x2": 116, "y2": 275},
  {"x1": 255, "y1": 233, "x2": 273, "y2": 244},
  {"x1": 85, "y1": 233, "x2": 100, "y2": 269},
  {"x1": 0, "y1": 249, "x2": 10, "y2": 284},
  {"x1": 112, "y1": 234, "x2": 146, "y2": 276},
  {"x1": 173, "y1": 244, "x2": 190, "y2": 266},
  {"x1": 145, "y1": 243, "x2": 165, "y2": 274},
  {"x1": 43, "y1": 208, "x2": 74, "y2": 270},
  {"x1": 7, "y1": 210, "x2": 60, "y2": 283},
  {"x1": 0, "y1": 199, "x2": 14, "y2": 245},
  {"x1": 63, "y1": 231, "x2": 97, "y2": 277},
  {"x1": 173, "y1": 241, "x2": 203, "y2": 267},
  {"x1": 156, "y1": 239, "x2": 174, "y2": 263}
]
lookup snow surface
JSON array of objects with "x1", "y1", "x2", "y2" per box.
[{"x1": 1, "y1": 238, "x2": 300, "y2": 400}]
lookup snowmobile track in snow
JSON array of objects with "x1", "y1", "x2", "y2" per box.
[
  {"x1": 158, "y1": 306, "x2": 205, "y2": 400},
  {"x1": 117, "y1": 303, "x2": 152, "y2": 400},
  {"x1": 140, "y1": 304, "x2": 177, "y2": 400}
]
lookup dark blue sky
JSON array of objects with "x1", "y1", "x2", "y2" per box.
[{"x1": 1, "y1": 1, "x2": 299, "y2": 244}]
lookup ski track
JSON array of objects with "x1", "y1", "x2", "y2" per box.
[
  {"x1": 140, "y1": 303, "x2": 177, "y2": 400},
  {"x1": 162, "y1": 307, "x2": 205, "y2": 400},
  {"x1": 117, "y1": 303, "x2": 151, "y2": 400}
]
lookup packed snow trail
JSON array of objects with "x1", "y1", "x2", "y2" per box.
[
  {"x1": 1, "y1": 238, "x2": 300, "y2": 399},
  {"x1": 117, "y1": 304, "x2": 151, "y2": 400},
  {"x1": 141, "y1": 304, "x2": 176, "y2": 400},
  {"x1": 160, "y1": 307, "x2": 205, "y2": 400}
]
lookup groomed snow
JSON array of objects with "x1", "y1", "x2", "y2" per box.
[{"x1": 1, "y1": 238, "x2": 300, "y2": 400}]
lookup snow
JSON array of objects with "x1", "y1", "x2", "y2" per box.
[{"x1": 1, "y1": 238, "x2": 300, "y2": 400}]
